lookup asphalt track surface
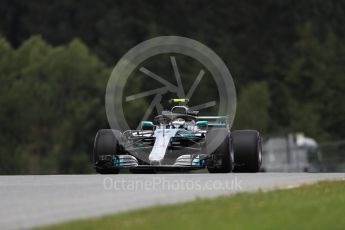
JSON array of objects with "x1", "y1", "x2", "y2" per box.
[{"x1": 0, "y1": 173, "x2": 344, "y2": 230}]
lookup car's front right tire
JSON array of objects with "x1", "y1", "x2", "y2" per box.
[
  {"x1": 206, "y1": 128, "x2": 233, "y2": 173},
  {"x1": 93, "y1": 129, "x2": 122, "y2": 174}
]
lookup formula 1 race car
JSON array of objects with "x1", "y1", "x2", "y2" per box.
[{"x1": 93, "y1": 99, "x2": 262, "y2": 174}]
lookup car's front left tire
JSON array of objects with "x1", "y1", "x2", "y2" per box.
[{"x1": 231, "y1": 130, "x2": 262, "y2": 172}]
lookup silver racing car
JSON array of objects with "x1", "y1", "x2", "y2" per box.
[{"x1": 93, "y1": 99, "x2": 262, "y2": 173}]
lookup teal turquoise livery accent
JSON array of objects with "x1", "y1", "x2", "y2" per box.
[
  {"x1": 113, "y1": 155, "x2": 121, "y2": 167},
  {"x1": 141, "y1": 121, "x2": 154, "y2": 127},
  {"x1": 191, "y1": 156, "x2": 205, "y2": 166},
  {"x1": 177, "y1": 130, "x2": 194, "y2": 137},
  {"x1": 196, "y1": 120, "x2": 208, "y2": 127}
]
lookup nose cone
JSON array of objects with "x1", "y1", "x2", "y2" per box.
[{"x1": 150, "y1": 160, "x2": 160, "y2": 165}]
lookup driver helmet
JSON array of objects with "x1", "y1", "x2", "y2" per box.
[{"x1": 171, "y1": 118, "x2": 186, "y2": 129}]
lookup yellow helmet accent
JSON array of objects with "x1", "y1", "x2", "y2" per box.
[{"x1": 169, "y1": 98, "x2": 189, "y2": 103}]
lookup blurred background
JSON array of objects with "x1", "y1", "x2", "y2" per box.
[{"x1": 0, "y1": 0, "x2": 344, "y2": 174}]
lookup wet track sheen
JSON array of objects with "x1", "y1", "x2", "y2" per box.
[{"x1": 0, "y1": 173, "x2": 344, "y2": 230}]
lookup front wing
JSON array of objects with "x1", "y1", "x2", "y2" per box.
[{"x1": 95, "y1": 154, "x2": 208, "y2": 172}]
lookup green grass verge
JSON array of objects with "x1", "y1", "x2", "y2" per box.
[{"x1": 37, "y1": 180, "x2": 345, "y2": 230}]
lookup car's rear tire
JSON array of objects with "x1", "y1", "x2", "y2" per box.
[
  {"x1": 231, "y1": 130, "x2": 262, "y2": 172},
  {"x1": 206, "y1": 128, "x2": 233, "y2": 173},
  {"x1": 93, "y1": 129, "x2": 122, "y2": 174}
]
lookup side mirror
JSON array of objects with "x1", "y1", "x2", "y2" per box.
[
  {"x1": 141, "y1": 121, "x2": 155, "y2": 130},
  {"x1": 196, "y1": 121, "x2": 208, "y2": 127}
]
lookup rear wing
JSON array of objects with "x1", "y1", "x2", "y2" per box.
[{"x1": 196, "y1": 116, "x2": 229, "y2": 128}]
